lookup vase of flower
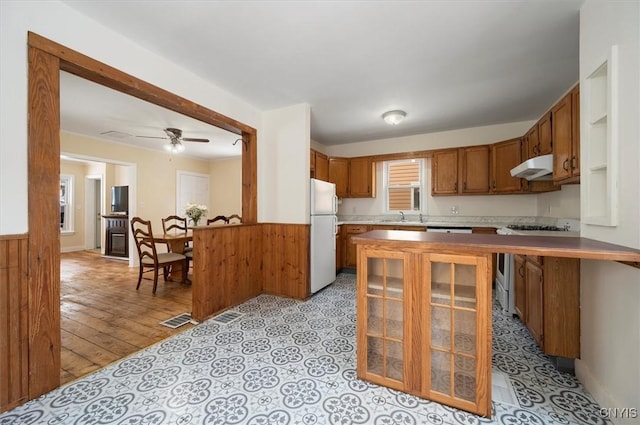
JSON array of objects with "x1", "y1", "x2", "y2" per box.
[{"x1": 184, "y1": 203, "x2": 208, "y2": 227}]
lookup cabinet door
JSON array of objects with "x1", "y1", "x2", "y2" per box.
[
  {"x1": 526, "y1": 124, "x2": 539, "y2": 159},
  {"x1": 491, "y1": 138, "x2": 522, "y2": 193},
  {"x1": 315, "y1": 151, "x2": 329, "y2": 181},
  {"x1": 525, "y1": 260, "x2": 544, "y2": 347},
  {"x1": 345, "y1": 225, "x2": 370, "y2": 268},
  {"x1": 329, "y1": 157, "x2": 349, "y2": 197},
  {"x1": 538, "y1": 112, "x2": 552, "y2": 155},
  {"x1": 571, "y1": 85, "x2": 580, "y2": 178},
  {"x1": 424, "y1": 253, "x2": 492, "y2": 417},
  {"x1": 349, "y1": 157, "x2": 374, "y2": 197},
  {"x1": 310, "y1": 149, "x2": 316, "y2": 177},
  {"x1": 335, "y1": 227, "x2": 342, "y2": 272},
  {"x1": 552, "y1": 93, "x2": 573, "y2": 182},
  {"x1": 432, "y1": 149, "x2": 459, "y2": 195},
  {"x1": 461, "y1": 146, "x2": 490, "y2": 194},
  {"x1": 357, "y1": 250, "x2": 408, "y2": 390},
  {"x1": 513, "y1": 254, "x2": 526, "y2": 321}
]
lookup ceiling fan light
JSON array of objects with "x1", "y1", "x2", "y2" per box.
[
  {"x1": 382, "y1": 110, "x2": 407, "y2": 125},
  {"x1": 165, "y1": 140, "x2": 185, "y2": 153}
]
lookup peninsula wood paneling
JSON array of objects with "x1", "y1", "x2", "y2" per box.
[
  {"x1": 191, "y1": 225, "x2": 262, "y2": 322},
  {"x1": 262, "y1": 224, "x2": 310, "y2": 300},
  {"x1": 0, "y1": 236, "x2": 29, "y2": 413},
  {"x1": 191, "y1": 224, "x2": 310, "y2": 322}
]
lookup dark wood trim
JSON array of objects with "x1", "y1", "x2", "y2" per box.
[
  {"x1": 27, "y1": 46, "x2": 62, "y2": 399},
  {"x1": 618, "y1": 261, "x2": 640, "y2": 270},
  {"x1": 27, "y1": 33, "x2": 254, "y2": 136},
  {"x1": 26, "y1": 31, "x2": 259, "y2": 402}
]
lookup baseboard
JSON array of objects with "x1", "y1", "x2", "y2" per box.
[
  {"x1": 60, "y1": 246, "x2": 85, "y2": 253},
  {"x1": 575, "y1": 359, "x2": 638, "y2": 425}
]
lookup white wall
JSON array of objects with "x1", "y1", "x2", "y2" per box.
[
  {"x1": 209, "y1": 157, "x2": 242, "y2": 218},
  {"x1": 326, "y1": 121, "x2": 535, "y2": 157},
  {"x1": 577, "y1": 2, "x2": 640, "y2": 420},
  {"x1": 0, "y1": 0, "x2": 260, "y2": 234},
  {"x1": 259, "y1": 103, "x2": 311, "y2": 223}
]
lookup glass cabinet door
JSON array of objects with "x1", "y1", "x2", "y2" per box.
[
  {"x1": 424, "y1": 253, "x2": 491, "y2": 417},
  {"x1": 357, "y1": 250, "x2": 407, "y2": 390}
]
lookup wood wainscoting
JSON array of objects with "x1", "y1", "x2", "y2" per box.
[
  {"x1": 0, "y1": 235, "x2": 29, "y2": 413},
  {"x1": 192, "y1": 223, "x2": 310, "y2": 322}
]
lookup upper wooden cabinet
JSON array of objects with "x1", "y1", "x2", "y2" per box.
[
  {"x1": 552, "y1": 86, "x2": 580, "y2": 184},
  {"x1": 329, "y1": 157, "x2": 349, "y2": 197},
  {"x1": 431, "y1": 145, "x2": 494, "y2": 196},
  {"x1": 525, "y1": 123, "x2": 539, "y2": 160},
  {"x1": 537, "y1": 111, "x2": 553, "y2": 155},
  {"x1": 491, "y1": 138, "x2": 522, "y2": 193},
  {"x1": 461, "y1": 145, "x2": 490, "y2": 194},
  {"x1": 349, "y1": 157, "x2": 375, "y2": 197},
  {"x1": 329, "y1": 157, "x2": 375, "y2": 198},
  {"x1": 432, "y1": 149, "x2": 459, "y2": 195},
  {"x1": 310, "y1": 149, "x2": 329, "y2": 181}
]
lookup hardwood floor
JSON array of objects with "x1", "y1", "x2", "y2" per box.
[{"x1": 60, "y1": 250, "x2": 193, "y2": 384}]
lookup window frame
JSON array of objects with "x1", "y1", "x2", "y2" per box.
[
  {"x1": 383, "y1": 158, "x2": 425, "y2": 214},
  {"x1": 60, "y1": 174, "x2": 74, "y2": 234}
]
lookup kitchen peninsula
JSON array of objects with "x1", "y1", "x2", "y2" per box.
[{"x1": 353, "y1": 230, "x2": 640, "y2": 417}]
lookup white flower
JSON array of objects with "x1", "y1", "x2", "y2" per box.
[{"x1": 183, "y1": 203, "x2": 208, "y2": 224}]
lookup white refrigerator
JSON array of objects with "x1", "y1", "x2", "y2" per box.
[{"x1": 310, "y1": 178, "x2": 338, "y2": 293}]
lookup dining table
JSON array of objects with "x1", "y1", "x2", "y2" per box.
[{"x1": 153, "y1": 231, "x2": 193, "y2": 281}]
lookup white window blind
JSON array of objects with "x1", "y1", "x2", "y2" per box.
[{"x1": 385, "y1": 160, "x2": 423, "y2": 212}]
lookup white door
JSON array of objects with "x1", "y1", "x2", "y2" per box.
[{"x1": 176, "y1": 171, "x2": 210, "y2": 216}]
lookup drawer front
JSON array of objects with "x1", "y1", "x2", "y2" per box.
[{"x1": 346, "y1": 225, "x2": 369, "y2": 234}]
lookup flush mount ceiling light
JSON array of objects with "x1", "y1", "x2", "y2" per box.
[{"x1": 382, "y1": 110, "x2": 407, "y2": 125}]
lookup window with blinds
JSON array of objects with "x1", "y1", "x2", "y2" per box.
[{"x1": 385, "y1": 159, "x2": 423, "y2": 212}]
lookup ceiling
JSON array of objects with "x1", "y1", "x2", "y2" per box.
[{"x1": 61, "y1": 0, "x2": 582, "y2": 149}]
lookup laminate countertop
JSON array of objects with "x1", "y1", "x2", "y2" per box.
[{"x1": 352, "y1": 230, "x2": 640, "y2": 263}]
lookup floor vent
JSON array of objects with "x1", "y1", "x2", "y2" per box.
[
  {"x1": 160, "y1": 313, "x2": 193, "y2": 329},
  {"x1": 212, "y1": 311, "x2": 244, "y2": 324}
]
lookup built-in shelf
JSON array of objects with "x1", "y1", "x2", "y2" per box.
[
  {"x1": 583, "y1": 44, "x2": 618, "y2": 227},
  {"x1": 589, "y1": 164, "x2": 607, "y2": 172}
]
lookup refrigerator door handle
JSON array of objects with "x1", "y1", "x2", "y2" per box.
[
  {"x1": 333, "y1": 215, "x2": 338, "y2": 237},
  {"x1": 332, "y1": 195, "x2": 338, "y2": 215}
]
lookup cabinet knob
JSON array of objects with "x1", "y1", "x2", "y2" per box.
[
  {"x1": 454, "y1": 182, "x2": 458, "y2": 191},
  {"x1": 463, "y1": 181, "x2": 467, "y2": 191},
  {"x1": 571, "y1": 156, "x2": 577, "y2": 170},
  {"x1": 518, "y1": 265, "x2": 525, "y2": 277},
  {"x1": 562, "y1": 159, "x2": 570, "y2": 171}
]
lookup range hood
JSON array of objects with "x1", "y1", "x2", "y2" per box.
[{"x1": 510, "y1": 154, "x2": 553, "y2": 181}]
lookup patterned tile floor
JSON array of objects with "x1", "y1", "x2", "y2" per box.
[{"x1": 1, "y1": 273, "x2": 610, "y2": 425}]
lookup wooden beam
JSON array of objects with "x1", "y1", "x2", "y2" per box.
[{"x1": 28, "y1": 46, "x2": 62, "y2": 398}]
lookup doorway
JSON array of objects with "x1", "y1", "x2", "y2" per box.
[
  {"x1": 85, "y1": 175, "x2": 102, "y2": 252},
  {"x1": 26, "y1": 31, "x2": 257, "y2": 399}
]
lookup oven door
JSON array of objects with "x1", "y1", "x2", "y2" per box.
[{"x1": 495, "y1": 252, "x2": 515, "y2": 313}]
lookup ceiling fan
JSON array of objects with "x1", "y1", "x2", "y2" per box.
[{"x1": 137, "y1": 127, "x2": 209, "y2": 153}]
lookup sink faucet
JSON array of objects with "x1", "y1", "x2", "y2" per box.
[{"x1": 399, "y1": 211, "x2": 406, "y2": 222}]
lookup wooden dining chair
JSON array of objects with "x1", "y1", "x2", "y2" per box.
[
  {"x1": 207, "y1": 215, "x2": 229, "y2": 225},
  {"x1": 227, "y1": 214, "x2": 242, "y2": 224},
  {"x1": 162, "y1": 215, "x2": 192, "y2": 253},
  {"x1": 131, "y1": 217, "x2": 187, "y2": 294}
]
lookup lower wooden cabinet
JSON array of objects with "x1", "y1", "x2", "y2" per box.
[
  {"x1": 344, "y1": 225, "x2": 370, "y2": 268},
  {"x1": 335, "y1": 226, "x2": 342, "y2": 272},
  {"x1": 357, "y1": 248, "x2": 492, "y2": 417},
  {"x1": 513, "y1": 256, "x2": 580, "y2": 358}
]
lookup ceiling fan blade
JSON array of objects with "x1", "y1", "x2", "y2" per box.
[
  {"x1": 136, "y1": 135, "x2": 168, "y2": 140},
  {"x1": 182, "y1": 138, "x2": 210, "y2": 143}
]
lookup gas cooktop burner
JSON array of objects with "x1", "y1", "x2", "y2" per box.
[{"x1": 507, "y1": 224, "x2": 567, "y2": 231}]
